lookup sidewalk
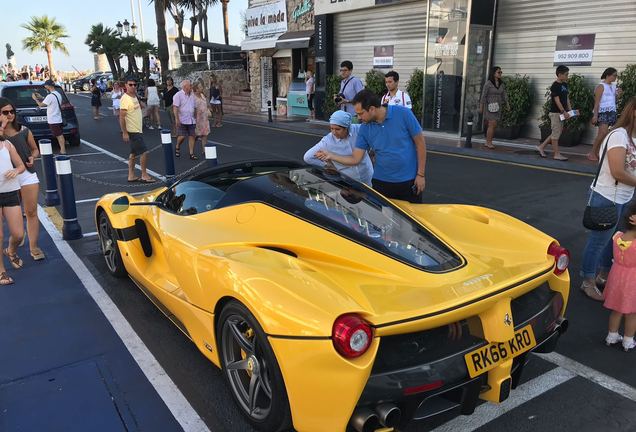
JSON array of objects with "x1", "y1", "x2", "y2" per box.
[
  {"x1": 0, "y1": 212, "x2": 183, "y2": 432},
  {"x1": 224, "y1": 112, "x2": 597, "y2": 175}
]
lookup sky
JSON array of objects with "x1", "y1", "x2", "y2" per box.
[{"x1": 1, "y1": 0, "x2": 247, "y2": 72}]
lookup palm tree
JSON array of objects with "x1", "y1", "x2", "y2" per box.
[
  {"x1": 153, "y1": 0, "x2": 169, "y2": 82},
  {"x1": 221, "y1": 0, "x2": 229, "y2": 45},
  {"x1": 85, "y1": 24, "x2": 124, "y2": 79},
  {"x1": 21, "y1": 15, "x2": 69, "y2": 78}
]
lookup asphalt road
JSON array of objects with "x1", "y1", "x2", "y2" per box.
[{"x1": 43, "y1": 93, "x2": 636, "y2": 432}]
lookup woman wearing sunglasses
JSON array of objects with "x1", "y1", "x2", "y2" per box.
[
  {"x1": 0, "y1": 98, "x2": 28, "y2": 285},
  {"x1": 0, "y1": 97, "x2": 43, "y2": 263}
]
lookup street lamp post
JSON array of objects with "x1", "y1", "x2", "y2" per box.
[{"x1": 116, "y1": 19, "x2": 135, "y2": 37}]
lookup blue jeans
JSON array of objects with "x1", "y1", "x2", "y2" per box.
[{"x1": 580, "y1": 191, "x2": 629, "y2": 278}]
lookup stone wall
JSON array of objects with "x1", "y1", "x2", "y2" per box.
[{"x1": 169, "y1": 69, "x2": 247, "y2": 99}]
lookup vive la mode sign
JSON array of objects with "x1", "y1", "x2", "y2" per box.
[{"x1": 246, "y1": 0, "x2": 288, "y2": 37}]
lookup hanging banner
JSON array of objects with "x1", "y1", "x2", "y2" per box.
[
  {"x1": 553, "y1": 34, "x2": 595, "y2": 66},
  {"x1": 246, "y1": 0, "x2": 288, "y2": 37}
]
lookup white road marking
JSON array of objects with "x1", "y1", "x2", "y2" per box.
[
  {"x1": 206, "y1": 139, "x2": 232, "y2": 148},
  {"x1": 82, "y1": 231, "x2": 98, "y2": 237},
  {"x1": 37, "y1": 205, "x2": 211, "y2": 432},
  {"x1": 537, "y1": 351, "x2": 636, "y2": 402},
  {"x1": 431, "y1": 367, "x2": 576, "y2": 432},
  {"x1": 80, "y1": 139, "x2": 165, "y2": 181},
  {"x1": 76, "y1": 190, "x2": 152, "y2": 204}
]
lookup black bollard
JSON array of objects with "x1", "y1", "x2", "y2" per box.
[
  {"x1": 55, "y1": 155, "x2": 82, "y2": 240},
  {"x1": 205, "y1": 142, "x2": 218, "y2": 168},
  {"x1": 267, "y1": 100, "x2": 273, "y2": 123},
  {"x1": 38, "y1": 139, "x2": 60, "y2": 206},
  {"x1": 465, "y1": 113, "x2": 474, "y2": 148},
  {"x1": 161, "y1": 129, "x2": 175, "y2": 183}
]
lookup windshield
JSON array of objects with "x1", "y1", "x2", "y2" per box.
[
  {"x1": 214, "y1": 167, "x2": 463, "y2": 272},
  {"x1": 2, "y1": 85, "x2": 69, "y2": 108}
]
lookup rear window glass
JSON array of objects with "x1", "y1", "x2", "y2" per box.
[{"x1": 1, "y1": 85, "x2": 69, "y2": 108}]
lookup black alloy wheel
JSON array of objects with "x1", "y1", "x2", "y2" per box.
[
  {"x1": 218, "y1": 301, "x2": 292, "y2": 431},
  {"x1": 98, "y1": 212, "x2": 127, "y2": 278}
]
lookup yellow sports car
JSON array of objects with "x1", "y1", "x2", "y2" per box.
[{"x1": 95, "y1": 160, "x2": 570, "y2": 432}]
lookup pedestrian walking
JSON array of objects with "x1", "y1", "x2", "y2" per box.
[
  {"x1": 111, "y1": 81, "x2": 123, "y2": 117},
  {"x1": 480, "y1": 66, "x2": 508, "y2": 150},
  {"x1": 209, "y1": 83, "x2": 223, "y2": 127},
  {"x1": 580, "y1": 96, "x2": 636, "y2": 301},
  {"x1": 317, "y1": 89, "x2": 427, "y2": 202},
  {"x1": 193, "y1": 82, "x2": 210, "y2": 159},
  {"x1": 589, "y1": 67, "x2": 622, "y2": 161},
  {"x1": 162, "y1": 77, "x2": 179, "y2": 137},
  {"x1": 144, "y1": 78, "x2": 161, "y2": 130},
  {"x1": 0, "y1": 97, "x2": 44, "y2": 261},
  {"x1": 90, "y1": 78, "x2": 102, "y2": 120},
  {"x1": 119, "y1": 78, "x2": 156, "y2": 184},
  {"x1": 335, "y1": 61, "x2": 364, "y2": 117},
  {"x1": 381, "y1": 71, "x2": 412, "y2": 110},
  {"x1": 304, "y1": 111, "x2": 373, "y2": 185},
  {"x1": 31, "y1": 79, "x2": 66, "y2": 154},
  {"x1": 172, "y1": 80, "x2": 197, "y2": 159},
  {"x1": 0, "y1": 109, "x2": 26, "y2": 285},
  {"x1": 536, "y1": 65, "x2": 576, "y2": 161},
  {"x1": 603, "y1": 200, "x2": 636, "y2": 352},
  {"x1": 305, "y1": 71, "x2": 315, "y2": 120}
]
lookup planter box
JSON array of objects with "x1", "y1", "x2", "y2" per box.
[
  {"x1": 539, "y1": 125, "x2": 583, "y2": 147},
  {"x1": 494, "y1": 125, "x2": 522, "y2": 140}
]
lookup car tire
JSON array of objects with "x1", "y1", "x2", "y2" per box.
[
  {"x1": 218, "y1": 301, "x2": 293, "y2": 432},
  {"x1": 97, "y1": 212, "x2": 127, "y2": 278},
  {"x1": 82, "y1": 83, "x2": 90, "y2": 91}
]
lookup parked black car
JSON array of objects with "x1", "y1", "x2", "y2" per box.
[
  {"x1": 0, "y1": 81, "x2": 81, "y2": 147},
  {"x1": 72, "y1": 71, "x2": 109, "y2": 92}
]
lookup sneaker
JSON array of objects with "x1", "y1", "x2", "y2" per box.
[
  {"x1": 623, "y1": 338, "x2": 636, "y2": 352},
  {"x1": 606, "y1": 333, "x2": 623, "y2": 346},
  {"x1": 580, "y1": 280, "x2": 604, "y2": 301},
  {"x1": 148, "y1": 126, "x2": 154, "y2": 130}
]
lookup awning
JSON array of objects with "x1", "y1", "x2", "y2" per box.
[
  {"x1": 241, "y1": 34, "x2": 283, "y2": 51},
  {"x1": 273, "y1": 49, "x2": 292, "y2": 58},
  {"x1": 275, "y1": 30, "x2": 314, "y2": 49}
]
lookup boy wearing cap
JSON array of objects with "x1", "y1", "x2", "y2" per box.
[
  {"x1": 32, "y1": 79, "x2": 66, "y2": 154},
  {"x1": 304, "y1": 111, "x2": 373, "y2": 185}
]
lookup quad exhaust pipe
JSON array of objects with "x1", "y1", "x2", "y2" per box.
[
  {"x1": 555, "y1": 317, "x2": 569, "y2": 334},
  {"x1": 350, "y1": 404, "x2": 401, "y2": 432}
]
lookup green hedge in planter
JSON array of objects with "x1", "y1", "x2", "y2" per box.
[
  {"x1": 538, "y1": 73, "x2": 593, "y2": 134},
  {"x1": 618, "y1": 64, "x2": 636, "y2": 114},
  {"x1": 406, "y1": 68, "x2": 424, "y2": 122},
  {"x1": 499, "y1": 74, "x2": 531, "y2": 128},
  {"x1": 322, "y1": 74, "x2": 342, "y2": 119},
  {"x1": 365, "y1": 69, "x2": 387, "y2": 97}
]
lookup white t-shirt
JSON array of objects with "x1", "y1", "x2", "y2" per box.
[
  {"x1": 381, "y1": 90, "x2": 412, "y2": 110},
  {"x1": 593, "y1": 127, "x2": 636, "y2": 204},
  {"x1": 111, "y1": 89, "x2": 123, "y2": 109},
  {"x1": 43, "y1": 91, "x2": 63, "y2": 124}
]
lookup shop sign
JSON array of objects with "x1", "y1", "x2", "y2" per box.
[
  {"x1": 553, "y1": 34, "x2": 595, "y2": 66},
  {"x1": 292, "y1": 0, "x2": 313, "y2": 22},
  {"x1": 315, "y1": 0, "x2": 374, "y2": 15},
  {"x1": 373, "y1": 45, "x2": 394, "y2": 68},
  {"x1": 246, "y1": 0, "x2": 288, "y2": 37},
  {"x1": 434, "y1": 42, "x2": 458, "y2": 57},
  {"x1": 315, "y1": 14, "x2": 328, "y2": 62}
]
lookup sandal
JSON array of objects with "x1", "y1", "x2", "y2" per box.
[
  {"x1": 535, "y1": 145, "x2": 547, "y2": 158},
  {"x1": 3, "y1": 248, "x2": 23, "y2": 269},
  {"x1": 0, "y1": 272, "x2": 13, "y2": 285},
  {"x1": 190, "y1": 154, "x2": 199, "y2": 160},
  {"x1": 483, "y1": 143, "x2": 496, "y2": 150},
  {"x1": 175, "y1": 147, "x2": 181, "y2": 158},
  {"x1": 30, "y1": 248, "x2": 45, "y2": 261}
]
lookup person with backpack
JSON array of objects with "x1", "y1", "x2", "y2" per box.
[
  {"x1": 381, "y1": 71, "x2": 412, "y2": 110},
  {"x1": 31, "y1": 79, "x2": 66, "y2": 154}
]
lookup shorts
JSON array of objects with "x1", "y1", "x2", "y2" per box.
[
  {"x1": 128, "y1": 132, "x2": 148, "y2": 156},
  {"x1": 598, "y1": 111, "x2": 617, "y2": 126},
  {"x1": 17, "y1": 170, "x2": 39, "y2": 187},
  {"x1": 49, "y1": 123, "x2": 64, "y2": 137},
  {"x1": 549, "y1": 113, "x2": 563, "y2": 140},
  {"x1": 0, "y1": 190, "x2": 20, "y2": 207},
  {"x1": 371, "y1": 178, "x2": 422, "y2": 204},
  {"x1": 307, "y1": 93, "x2": 314, "y2": 111},
  {"x1": 177, "y1": 123, "x2": 196, "y2": 137}
]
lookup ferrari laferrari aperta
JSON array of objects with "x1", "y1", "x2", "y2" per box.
[{"x1": 95, "y1": 160, "x2": 570, "y2": 432}]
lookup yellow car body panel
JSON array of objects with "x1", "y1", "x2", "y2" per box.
[{"x1": 96, "y1": 174, "x2": 570, "y2": 432}]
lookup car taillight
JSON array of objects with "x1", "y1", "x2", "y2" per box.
[
  {"x1": 332, "y1": 314, "x2": 373, "y2": 358},
  {"x1": 547, "y1": 242, "x2": 569, "y2": 275}
]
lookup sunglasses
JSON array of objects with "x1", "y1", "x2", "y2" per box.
[
  {"x1": 1, "y1": 109, "x2": 15, "y2": 115},
  {"x1": 127, "y1": 83, "x2": 137, "y2": 87}
]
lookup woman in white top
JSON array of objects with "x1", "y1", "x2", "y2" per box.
[
  {"x1": 304, "y1": 111, "x2": 373, "y2": 185},
  {"x1": 589, "y1": 68, "x2": 622, "y2": 161},
  {"x1": 0, "y1": 104, "x2": 27, "y2": 285},
  {"x1": 580, "y1": 96, "x2": 636, "y2": 301},
  {"x1": 111, "y1": 81, "x2": 123, "y2": 117},
  {"x1": 144, "y1": 78, "x2": 161, "y2": 129}
]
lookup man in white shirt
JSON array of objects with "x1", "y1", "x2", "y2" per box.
[
  {"x1": 32, "y1": 79, "x2": 66, "y2": 154},
  {"x1": 381, "y1": 71, "x2": 412, "y2": 110}
]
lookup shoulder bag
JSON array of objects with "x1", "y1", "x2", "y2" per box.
[{"x1": 582, "y1": 130, "x2": 620, "y2": 230}]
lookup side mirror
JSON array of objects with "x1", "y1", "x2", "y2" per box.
[{"x1": 111, "y1": 196, "x2": 130, "y2": 214}]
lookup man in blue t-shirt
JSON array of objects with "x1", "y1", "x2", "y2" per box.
[{"x1": 317, "y1": 89, "x2": 427, "y2": 203}]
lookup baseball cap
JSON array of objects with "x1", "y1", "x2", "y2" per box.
[{"x1": 43, "y1": 79, "x2": 56, "y2": 86}]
